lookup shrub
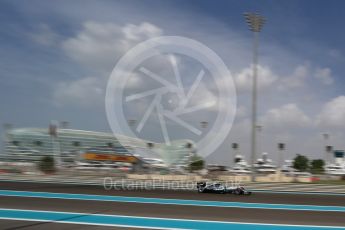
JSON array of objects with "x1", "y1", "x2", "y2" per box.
[
  {"x1": 310, "y1": 159, "x2": 325, "y2": 174},
  {"x1": 189, "y1": 156, "x2": 205, "y2": 172},
  {"x1": 293, "y1": 154, "x2": 309, "y2": 172},
  {"x1": 38, "y1": 156, "x2": 56, "y2": 174}
]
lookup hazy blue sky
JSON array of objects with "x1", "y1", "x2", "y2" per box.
[{"x1": 1, "y1": 0, "x2": 345, "y2": 164}]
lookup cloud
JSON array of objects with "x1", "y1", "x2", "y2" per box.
[
  {"x1": 122, "y1": 22, "x2": 162, "y2": 42},
  {"x1": 261, "y1": 103, "x2": 312, "y2": 129},
  {"x1": 29, "y1": 23, "x2": 59, "y2": 46},
  {"x1": 328, "y1": 49, "x2": 344, "y2": 61},
  {"x1": 188, "y1": 82, "x2": 218, "y2": 111},
  {"x1": 54, "y1": 22, "x2": 162, "y2": 107},
  {"x1": 53, "y1": 70, "x2": 145, "y2": 107},
  {"x1": 279, "y1": 64, "x2": 309, "y2": 89},
  {"x1": 278, "y1": 64, "x2": 334, "y2": 89},
  {"x1": 314, "y1": 67, "x2": 334, "y2": 85},
  {"x1": 53, "y1": 76, "x2": 105, "y2": 107},
  {"x1": 62, "y1": 21, "x2": 162, "y2": 71},
  {"x1": 316, "y1": 96, "x2": 345, "y2": 128},
  {"x1": 234, "y1": 65, "x2": 277, "y2": 92}
]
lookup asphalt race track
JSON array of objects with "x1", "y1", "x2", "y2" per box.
[{"x1": 0, "y1": 181, "x2": 344, "y2": 229}]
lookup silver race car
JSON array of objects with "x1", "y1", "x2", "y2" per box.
[{"x1": 196, "y1": 182, "x2": 252, "y2": 195}]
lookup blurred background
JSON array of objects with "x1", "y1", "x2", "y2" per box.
[{"x1": 1, "y1": 0, "x2": 345, "y2": 182}]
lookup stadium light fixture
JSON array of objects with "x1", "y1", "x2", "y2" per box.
[{"x1": 244, "y1": 12, "x2": 266, "y2": 181}]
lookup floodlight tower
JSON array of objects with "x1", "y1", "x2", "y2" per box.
[{"x1": 244, "y1": 13, "x2": 266, "y2": 181}]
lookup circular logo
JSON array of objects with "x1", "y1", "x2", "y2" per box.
[{"x1": 105, "y1": 36, "x2": 236, "y2": 158}]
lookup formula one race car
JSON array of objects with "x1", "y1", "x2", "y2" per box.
[
  {"x1": 196, "y1": 182, "x2": 227, "y2": 193},
  {"x1": 196, "y1": 182, "x2": 252, "y2": 195}
]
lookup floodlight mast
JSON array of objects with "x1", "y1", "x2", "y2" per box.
[{"x1": 244, "y1": 13, "x2": 265, "y2": 182}]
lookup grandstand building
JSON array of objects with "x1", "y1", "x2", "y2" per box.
[{"x1": 1, "y1": 127, "x2": 196, "y2": 168}]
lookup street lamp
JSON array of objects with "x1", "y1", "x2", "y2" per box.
[
  {"x1": 49, "y1": 120, "x2": 61, "y2": 167},
  {"x1": 326, "y1": 145, "x2": 333, "y2": 164},
  {"x1": 244, "y1": 12, "x2": 266, "y2": 181},
  {"x1": 278, "y1": 143, "x2": 285, "y2": 169},
  {"x1": 256, "y1": 125, "x2": 263, "y2": 156},
  {"x1": 232, "y1": 143, "x2": 239, "y2": 166},
  {"x1": 322, "y1": 133, "x2": 330, "y2": 163}
]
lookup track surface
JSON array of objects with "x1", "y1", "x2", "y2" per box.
[
  {"x1": 2, "y1": 181, "x2": 345, "y2": 206},
  {"x1": 0, "y1": 220, "x2": 142, "y2": 230},
  {"x1": 0, "y1": 181, "x2": 344, "y2": 229}
]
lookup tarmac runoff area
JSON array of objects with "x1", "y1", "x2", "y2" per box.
[{"x1": 0, "y1": 181, "x2": 344, "y2": 229}]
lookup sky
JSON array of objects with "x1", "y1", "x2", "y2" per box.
[{"x1": 0, "y1": 0, "x2": 345, "y2": 165}]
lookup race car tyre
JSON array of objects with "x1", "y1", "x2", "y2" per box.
[{"x1": 234, "y1": 189, "x2": 241, "y2": 195}]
